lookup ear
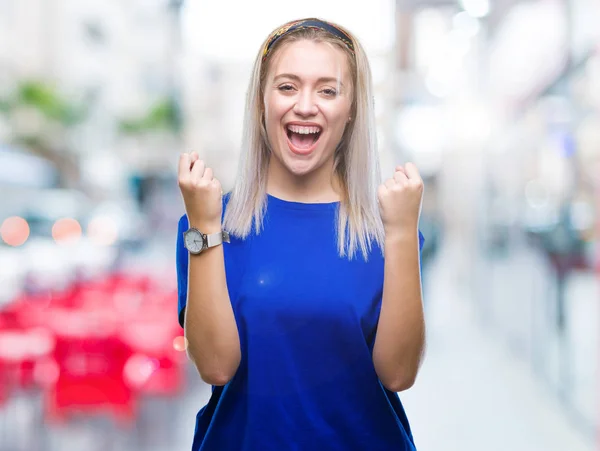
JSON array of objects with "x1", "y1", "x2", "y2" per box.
[{"x1": 260, "y1": 106, "x2": 266, "y2": 127}]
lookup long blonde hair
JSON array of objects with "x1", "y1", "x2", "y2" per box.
[{"x1": 222, "y1": 18, "x2": 384, "y2": 261}]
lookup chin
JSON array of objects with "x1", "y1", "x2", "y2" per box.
[{"x1": 284, "y1": 159, "x2": 315, "y2": 177}]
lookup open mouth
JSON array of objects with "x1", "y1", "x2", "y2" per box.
[{"x1": 286, "y1": 124, "x2": 322, "y2": 153}]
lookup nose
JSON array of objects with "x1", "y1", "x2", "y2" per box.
[{"x1": 293, "y1": 90, "x2": 318, "y2": 117}]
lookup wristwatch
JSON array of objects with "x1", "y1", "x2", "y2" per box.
[{"x1": 183, "y1": 227, "x2": 230, "y2": 255}]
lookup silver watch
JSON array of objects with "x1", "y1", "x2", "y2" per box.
[{"x1": 183, "y1": 227, "x2": 230, "y2": 255}]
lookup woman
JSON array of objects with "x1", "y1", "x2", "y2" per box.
[{"x1": 176, "y1": 18, "x2": 425, "y2": 451}]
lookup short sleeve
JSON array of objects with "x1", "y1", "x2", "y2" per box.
[
  {"x1": 176, "y1": 214, "x2": 189, "y2": 328},
  {"x1": 418, "y1": 230, "x2": 425, "y2": 276}
]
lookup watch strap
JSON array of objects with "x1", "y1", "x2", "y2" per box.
[{"x1": 206, "y1": 230, "x2": 230, "y2": 248}]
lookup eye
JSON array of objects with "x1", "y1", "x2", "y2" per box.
[
  {"x1": 321, "y1": 88, "x2": 337, "y2": 97},
  {"x1": 278, "y1": 84, "x2": 294, "y2": 92}
]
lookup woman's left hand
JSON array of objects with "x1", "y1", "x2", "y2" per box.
[{"x1": 378, "y1": 162, "x2": 424, "y2": 236}]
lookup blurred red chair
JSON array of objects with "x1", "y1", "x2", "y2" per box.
[
  {"x1": 0, "y1": 306, "x2": 55, "y2": 392},
  {"x1": 44, "y1": 308, "x2": 136, "y2": 427},
  {"x1": 1, "y1": 268, "x2": 181, "y2": 422},
  {"x1": 120, "y1": 311, "x2": 186, "y2": 396}
]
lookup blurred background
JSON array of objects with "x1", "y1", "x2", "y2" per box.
[{"x1": 0, "y1": 0, "x2": 598, "y2": 450}]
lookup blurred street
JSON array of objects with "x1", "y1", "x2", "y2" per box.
[{"x1": 403, "y1": 237, "x2": 596, "y2": 451}]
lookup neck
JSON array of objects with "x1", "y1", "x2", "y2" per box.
[{"x1": 266, "y1": 157, "x2": 342, "y2": 203}]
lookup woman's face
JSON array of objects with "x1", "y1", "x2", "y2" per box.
[{"x1": 263, "y1": 39, "x2": 352, "y2": 179}]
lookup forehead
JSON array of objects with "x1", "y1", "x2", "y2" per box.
[{"x1": 268, "y1": 40, "x2": 350, "y2": 82}]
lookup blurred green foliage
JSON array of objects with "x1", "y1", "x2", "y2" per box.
[
  {"x1": 18, "y1": 82, "x2": 86, "y2": 125},
  {"x1": 0, "y1": 80, "x2": 87, "y2": 187},
  {"x1": 0, "y1": 80, "x2": 87, "y2": 126},
  {"x1": 119, "y1": 97, "x2": 181, "y2": 134}
]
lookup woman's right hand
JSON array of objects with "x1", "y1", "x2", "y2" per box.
[{"x1": 178, "y1": 152, "x2": 223, "y2": 230}]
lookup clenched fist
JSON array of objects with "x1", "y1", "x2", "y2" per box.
[
  {"x1": 378, "y1": 162, "x2": 424, "y2": 236},
  {"x1": 178, "y1": 151, "x2": 223, "y2": 230}
]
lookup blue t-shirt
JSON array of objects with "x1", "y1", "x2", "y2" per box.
[{"x1": 176, "y1": 193, "x2": 425, "y2": 451}]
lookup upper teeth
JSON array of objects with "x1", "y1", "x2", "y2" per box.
[{"x1": 288, "y1": 125, "x2": 321, "y2": 134}]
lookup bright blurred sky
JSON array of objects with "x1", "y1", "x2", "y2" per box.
[{"x1": 181, "y1": 0, "x2": 396, "y2": 61}]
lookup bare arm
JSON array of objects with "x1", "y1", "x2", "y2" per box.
[
  {"x1": 184, "y1": 222, "x2": 241, "y2": 386},
  {"x1": 373, "y1": 162, "x2": 425, "y2": 392},
  {"x1": 372, "y1": 231, "x2": 424, "y2": 392},
  {"x1": 178, "y1": 152, "x2": 241, "y2": 386}
]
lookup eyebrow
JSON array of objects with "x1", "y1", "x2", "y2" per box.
[{"x1": 273, "y1": 73, "x2": 345, "y2": 88}]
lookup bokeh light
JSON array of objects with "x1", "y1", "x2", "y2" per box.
[
  {"x1": 173, "y1": 336, "x2": 189, "y2": 352},
  {"x1": 87, "y1": 216, "x2": 119, "y2": 246},
  {"x1": 0, "y1": 216, "x2": 30, "y2": 246},
  {"x1": 52, "y1": 218, "x2": 82, "y2": 244},
  {"x1": 124, "y1": 354, "x2": 160, "y2": 388},
  {"x1": 33, "y1": 357, "x2": 60, "y2": 387}
]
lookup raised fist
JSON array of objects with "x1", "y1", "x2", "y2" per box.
[
  {"x1": 377, "y1": 162, "x2": 423, "y2": 236},
  {"x1": 178, "y1": 151, "x2": 223, "y2": 230}
]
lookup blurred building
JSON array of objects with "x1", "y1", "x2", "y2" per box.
[
  {"x1": 0, "y1": 0, "x2": 184, "y2": 195},
  {"x1": 391, "y1": 0, "x2": 600, "y2": 439}
]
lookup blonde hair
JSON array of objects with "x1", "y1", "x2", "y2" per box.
[{"x1": 222, "y1": 18, "x2": 384, "y2": 261}]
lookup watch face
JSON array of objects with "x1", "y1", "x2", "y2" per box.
[{"x1": 184, "y1": 229, "x2": 205, "y2": 254}]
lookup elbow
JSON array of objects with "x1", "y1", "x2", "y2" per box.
[
  {"x1": 193, "y1": 360, "x2": 237, "y2": 386},
  {"x1": 200, "y1": 370, "x2": 235, "y2": 387},
  {"x1": 184, "y1": 331, "x2": 242, "y2": 386},
  {"x1": 186, "y1": 348, "x2": 240, "y2": 387},
  {"x1": 373, "y1": 342, "x2": 426, "y2": 393},
  {"x1": 377, "y1": 364, "x2": 419, "y2": 393},
  {"x1": 381, "y1": 373, "x2": 417, "y2": 392}
]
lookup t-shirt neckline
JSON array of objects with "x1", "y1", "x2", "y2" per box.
[{"x1": 266, "y1": 193, "x2": 340, "y2": 212}]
